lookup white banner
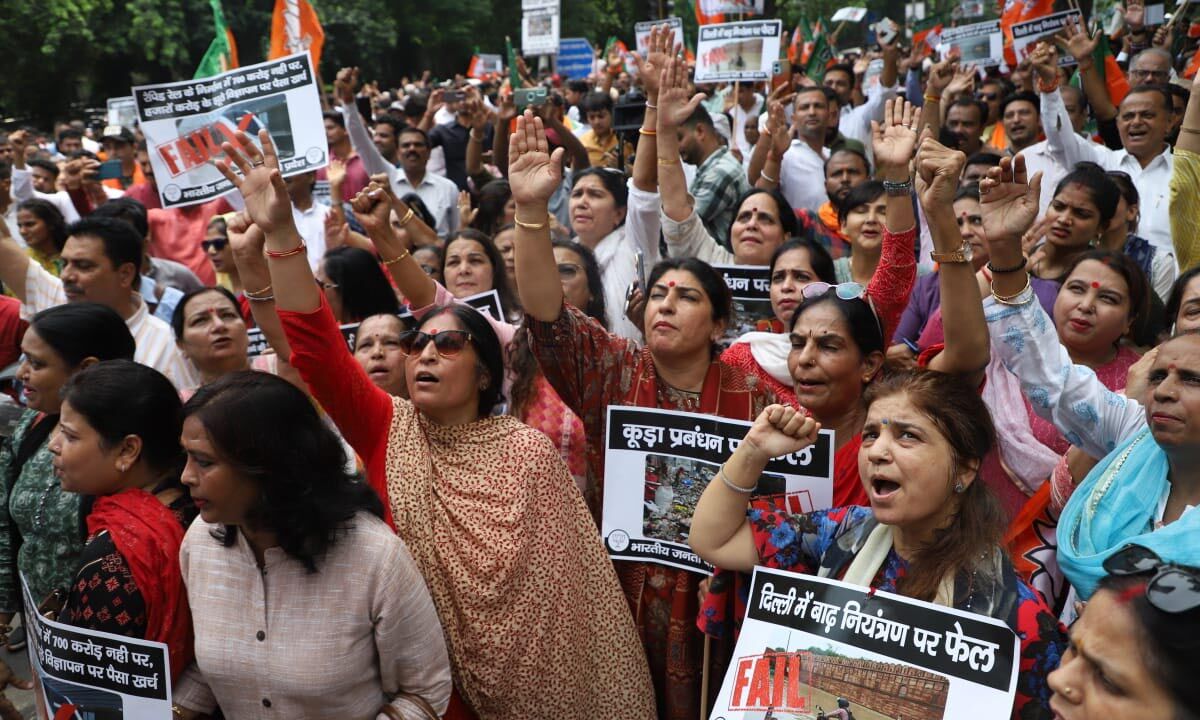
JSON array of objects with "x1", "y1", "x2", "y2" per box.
[
  {"x1": 711, "y1": 568, "x2": 1020, "y2": 719},
  {"x1": 22, "y1": 576, "x2": 173, "y2": 719},
  {"x1": 1010, "y1": 10, "x2": 1084, "y2": 64},
  {"x1": 938, "y1": 19, "x2": 1004, "y2": 67},
  {"x1": 699, "y1": 0, "x2": 765, "y2": 14},
  {"x1": 694, "y1": 20, "x2": 784, "y2": 83},
  {"x1": 602, "y1": 406, "x2": 834, "y2": 575},
  {"x1": 635, "y1": 17, "x2": 684, "y2": 55},
  {"x1": 106, "y1": 97, "x2": 138, "y2": 130},
  {"x1": 522, "y1": 8, "x2": 561, "y2": 56},
  {"x1": 133, "y1": 52, "x2": 327, "y2": 209}
]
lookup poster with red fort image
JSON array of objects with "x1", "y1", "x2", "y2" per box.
[{"x1": 710, "y1": 568, "x2": 1019, "y2": 720}]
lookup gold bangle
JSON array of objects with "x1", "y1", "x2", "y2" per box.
[
  {"x1": 657, "y1": 156, "x2": 680, "y2": 165},
  {"x1": 991, "y1": 275, "x2": 1032, "y2": 305},
  {"x1": 514, "y1": 216, "x2": 548, "y2": 230},
  {"x1": 265, "y1": 244, "x2": 307, "y2": 259},
  {"x1": 243, "y1": 284, "x2": 272, "y2": 300},
  {"x1": 381, "y1": 248, "x2": 411, "y2": 266},
  {"x1": 923, "y1": 94, "x2": 941, "y2": 103},
  {"x1": 639, "y1": 127, "x2": 657, "y2": 136},
  {"x1": 760, "y1": 170, "x2": 779, "y2": 184},
  {"x1": 397, "y1": 207, "x2": 415, "y2": 227}
]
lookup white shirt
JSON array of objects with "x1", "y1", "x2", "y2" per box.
[
  {"x1": 2, "y1": 205, "x2": 18, "y2": 246},
  {"x1": 729, "y1": 94, "x2": 765, "y2": 158},
  {"x1": 839, "y1": 82, "x2": 899, "y2": 165},
  {"x1": 291, "y1": 202, "x2": 330, "y2": 272},
  {"x1": 779, "y1": 140, "x2": 831, "y2": 215},
  {"x1": 20, "y1": 261, "x2": 200, "y2": 390},
  {"x1": 1042, "y1": 88, "x2": 1174, "y2": 254},
  {"x1": 9, "y1": 168, "x2": 82, "y2": 223},
  {"x1": 339, "y1": 103, "x2": 461, "y2": 238},
  {"x1": 590, "y1": 224, "x2": 643, "y2": 342}
]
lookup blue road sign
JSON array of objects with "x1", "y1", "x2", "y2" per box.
[{"x1": 557, "y1": 37, "x2": 594, "y2": 79}]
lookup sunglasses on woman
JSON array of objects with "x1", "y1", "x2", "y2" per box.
[
  {"x1": 1102, "y1": 544, "x2": 1200, "y2": 614},
  {"x1": 798, "y1": 281, "x2": 885, "y2": 339},
  {"x1": 398, "y1": 329, "x2": 473, "y2": 358},
  {"x1": 202, "y1": 239, "x2": 228, "y2": 252}
]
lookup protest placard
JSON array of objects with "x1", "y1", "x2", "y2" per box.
[
  {"x1": 699, "y1": 0, "x2": 765, "y2": 14},
  {"x1": 468, "y1": 53, "x2": 504, "y2": 78},
  {"x1": 106, "y1": 97, "x2": 138, "y2": 130},
  {"x1": 832, "y1": 6, "x2": 870, "y2": 22},
  {"x1": 1010, "y1": 9, "x2": 1084, "y2": 63},
  {"x1": 245, "y1": 289, "x2": 505, "y2": 358},
  {"x1": 713, "y1": 264, "x2": 774, "y2": 347},
  {"x1": 133, "y1": 52, "x2": 325, "y2": 210},
  {"x1": 602, "y1": 407, "x2": 834, "y2": 574},
  {"x1": 522, "y1": 8, "x2": 560, "y2": 56},
  {"x1": 22, "y1": 576, "x2": 172, "y2": 719},
  {"x1": 710, "y1": 567, "x2": 1020, "y2": 719},
  {"x1": 1145, "y1": 3, "x2": 1166, "y2": 25},
  {"x1": 635, "y1": 17, "x2": 684, "y2": 55},
  {"x1": 938, "y1": 19, "x2": 1004, "y2": 66},
  {"x1": 695, "y1": 20, "x2": 784, "y2": 83}
]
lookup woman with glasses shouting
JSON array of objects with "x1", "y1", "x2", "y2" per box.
[
  {"x1": 1049, "y1": 545, "x2": 1200, "y2": 718},
  {"x1": 213, "y1": 129, "x2": 654, "y2": 720}
]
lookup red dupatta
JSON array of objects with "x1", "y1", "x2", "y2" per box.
[
  {"x1": 625, "y1": 347, "x2": 755, "y2": 419},
  {"x1": 86, "y1": 489, "x2": 192, "y2": 681},
  {"x1": 833, "y1": 433, "x2": 868, "y2": 507}
]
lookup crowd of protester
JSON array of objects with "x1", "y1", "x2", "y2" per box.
[{"x1": 0, "y1": 7, "x2": 1196, "y2": 719}]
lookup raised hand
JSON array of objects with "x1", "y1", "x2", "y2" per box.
[
  {"x1": 631, "y1": 24, "x2": 677, "y2": 101},
  {"x1": 944, "y1": 62, "x2": 977, "y2": 100},
  {"x1": 657, "y1": 55, "x2": 707, "y2": 131},
  {"x1": 1153, "y1": 24, "x2": 1174, "y2": 50},
  {"x1": 497, "y1": 91, "x2": 517, "y2": 124},
  {"x1": 766, "y1": 100, "x2": 791, "y2": 159},
  {"x1": 1056, "y1": 14, "x2": 1098, "y2": 65},
  {"x1": 334, "y1": 67, "x2": 359, "y2": 105},
  {"x1": 215, "y1": 129, "x2": 294, "y2": 235},
  {"x1": 871, "y1": 98, "x2": 919, "y2": 172},
  {"x1": 1124, "y1": 0, "x2": 1146, "y2": 31},
  {"x1": 1028, "y1": 41, "x2": 1059, "y2": 84},
  {"x1": 324, "y1": 210, "x2": 349, "y2": 250},
  {"x1": 458, "y1": 189, "x2": 477, "y2": 227},
  {"x1": 350, "y1": 181, "x2": 394, "y2": 238},
  {"x1": 327, "y1": 156, "x2": 347, "y2": 188},
  {"x1": 926, "y1": 56, "x2": 958, "y2": 96},
  {"x1": 914, "y1": 136, "x2": 967, "y2": 210},
  {"x1": 225, "y1": 211, "x2": 267, "y2": 258},
  {"x1": 979, "y1": 154, "x2": 1043, "y2": 246},
  {"x1": 508, "y1": 111, "x2": 565, "y2": 206},
  {"x1": 741, "y1": 405, "x2": 822, "y2": 463}
]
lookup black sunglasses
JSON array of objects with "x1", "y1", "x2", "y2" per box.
[
  {"x1": 398, "y1": 329, "x2": 473, "y2": 358},
  {"x1": 1102, "y1": 544, "x2": 1200, "y2": 614},
  {"x1": 202, "y1": 239, "x2": 228, "y2": 252}
]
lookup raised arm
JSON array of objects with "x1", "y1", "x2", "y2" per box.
[
  {"x1": 0, "y1": 213, "x2": 32, "y2": 303},
  {"x1": 916, "y1": 139, "x2": 988, "y2": 383},
  {"x1": 752, "y1": 99, "x2": 790, "y2": 189},
  {"x1": 1036, "y1": 37, "x2": 1103, "y2": 170},
  {"x1": 510, "y1": 112, "x2": 568, "y2": 321},
  {"x1": 1056, "y1": 20, "x2": 1118, "y2": 123},
  {"x1": 351, "y1": 180, "x2": 437, "y2": 309},
  {"x1": 867, "y1": 98, "x2": 920, "y2": 340},
  {"x1": 656, "y1": 55, "x2": 706, "y2": 223},
  {"x1": 690, "y1": 405, "x2": 821, "y2": 571},
  {"x1": 917, "y1": 56, "x2": 957, "y2": 138},
  {"x1": 1171, "y1": 71, "x2": 1200, "y2": 271},
  {"x1": 335, "y1": 67, "x2": 398, "y2": 182},
  {"x1": 629, "y1": 24, "x2": 673, "y2": 193},
  {"x1": 979, "y1": 156, "x2": 1144, "y2": 456}
]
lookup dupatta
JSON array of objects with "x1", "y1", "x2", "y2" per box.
[
  {"x1": 86, "y1": 489, "x2": 192, "y2": 680},
  {"x1": 1057, "y1": 427, "x2": 1200, "y2": 599}
]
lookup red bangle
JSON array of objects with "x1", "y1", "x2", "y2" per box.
[{"x1": 265, "y1": 244, "x2": 307, "y2": 259}]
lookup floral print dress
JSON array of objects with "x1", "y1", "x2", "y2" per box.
[{"x1": 701, "y1": 506, "x2": 1065, "y2": 720}]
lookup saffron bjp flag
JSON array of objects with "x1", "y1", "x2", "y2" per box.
[
  {"x1": 269, "y1": 0, "x2": 325, "y2": 73},
  {"x1": 194, "y1": 0, "x2": 239, "y2": 79},
  {"x1": 1000, "y1": 0, "x2": 1055, "y2": 65}
]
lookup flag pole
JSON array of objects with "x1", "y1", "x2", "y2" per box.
[{"x1": 700, "y1": 634, "x2": 712, "y2": 718}]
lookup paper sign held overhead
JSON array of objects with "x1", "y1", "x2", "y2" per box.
[
  {"x1": 694, "y1": 20, "x2": 784, "y2": 83},
  {"x1": 522, "y1": 8, "x2": 560, "y2": 56},
  {"x1": 832, "y1": 6, "x2": 870, "y2": 22},
  {"x1": 698, "y1": 0, "x2": 765, "y2": 14},
  {"x1": 635, "y1": 17, "x2": 684, "y2": 55}
]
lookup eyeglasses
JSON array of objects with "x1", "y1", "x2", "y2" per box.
[
  {"x1": 398, "y1": 329, "x2": 473, "y2": 358},
  {"x1": 557, "y1": 262, "x2": 583, "y2": 279},
  {"x1": 315, "y1": 278, "x2": 339, "y2": 290},
  {"x1": 202, "y1": 239, "x2": 228, "y2": 252},
  {"x1": 799, "y1": 282, "x2": 884, "y2": 338},
  {"x1": 1129, "y1": 69, "x2": 1170, "y2": 81},
  {"x1": 1102, "y1": 544, "x2": 1200, "y2": 614}
]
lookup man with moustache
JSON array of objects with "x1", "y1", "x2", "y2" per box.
[
  {"x1": 0, "y1": 216, "x2": 196, "y2": 389},
  {"x1": 677, "y1": 104, "x2": 751, "y2": 249}
]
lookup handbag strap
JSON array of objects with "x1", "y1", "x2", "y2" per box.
[{"x1": 379, "y1": 692, "x2": 441, "y2": 720}]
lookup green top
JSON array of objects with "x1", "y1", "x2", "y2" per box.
[{"x1": 0, "y1": 410, "x2": 83, "y2": 612}]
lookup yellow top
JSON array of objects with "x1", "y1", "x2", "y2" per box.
[{"x1": 1170, "y1": 148, "x2": 1200, "y2": 272}]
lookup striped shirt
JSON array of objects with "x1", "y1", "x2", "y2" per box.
[
  {"x1": 21, "y1": 261, "x2": 200, "y2": 390},
  {"x1": 690, "y1": 146, "x2": 751, "y2": 251}
]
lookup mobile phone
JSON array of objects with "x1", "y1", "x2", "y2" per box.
[
  {"x1": 443, "y1": 90, "x2": 465, "y2": 104},
  {"x1": 635, "y1": 250, "x2": 646, "y2": 291},
  {"x1": 96, "y1": 159, "x2": 123, "y2": 181},
  {"x1": 771, "y1": 59, "x2": 792, "y2": 91},
  {"x1": 514, "y1": 87, "x2": 548, "y2": 111}
]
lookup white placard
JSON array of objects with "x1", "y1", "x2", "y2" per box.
[
  {"x1": 698, "y1": 0, "x2": 765, "y2": 14},
  {"x1": 694, "y1": 20, "x2": 785, "y2": 83},
  {"x1": 938, "y1": 19, "x2": 1004, "y2": 67},
  {"x1": 132, "y1": 52, "x2": 327, "y2": 209},
  {"x1": 635, "y1": 17, "x2": 684, "y2": 55},
  {"x1": 1010, "y1": 9, "x2": 1084, "y2": 64},
  {"x1": 832, "y1": 6, "x2": 870, "y2": 22},
  {"x1": 522, "y1": 8, "x2": 561, "y2": 56}
]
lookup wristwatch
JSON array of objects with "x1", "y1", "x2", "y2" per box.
[{"x1": 931, "y1": 241, "x2": 974, "y2": 264}]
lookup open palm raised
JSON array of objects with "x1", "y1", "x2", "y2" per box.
[
  {"x1": 507, "y1": 111, "x2": 565, "y2": 206},
  {"x1": 979, "y1": 155, "x2": 1043, "y2": 246},
  {"x1": 871, "y1": 98, "x2": 919, "y2": 171}
]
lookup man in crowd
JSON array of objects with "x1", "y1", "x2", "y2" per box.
[
  {"x1": 579, "y1": 92, "x2": 621, "y2": 168},
  {"x1": 285, "y1": 171, "x2": 329, "y2": 272},
  {"x1": 679, "y1": 105, "x2": 750, "y2": 249},
  {"x1": 428, "y1": 92, "x2": 492, "y2": 191},
  {"x1": 999, "y1": 92, "x2": 1043, "y2": 156},
  {"x1": 774, "y1": 86, "x2": 833, "y2": 214},
  {"x1": 7, "y1": 130, "x2": 81, "y2": 223},
  {"x1": 799, "y1": 146, "x2": 871, "y2": 256},
  {"x1": 322, "y1": 111, "x2": 370, "y2": 201},
  {"x1": 372, "y1": 115, "x2": 405, "y2": 167},
  {"x1": 0, "y1": 216, "x2": 197, "y2": 388},
  {"x1": 99, "y1": 125, "x2": 144, "y2": 191},
  {"x1": 945, "y1": 97, "x2": 987, "y2": 156}
]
